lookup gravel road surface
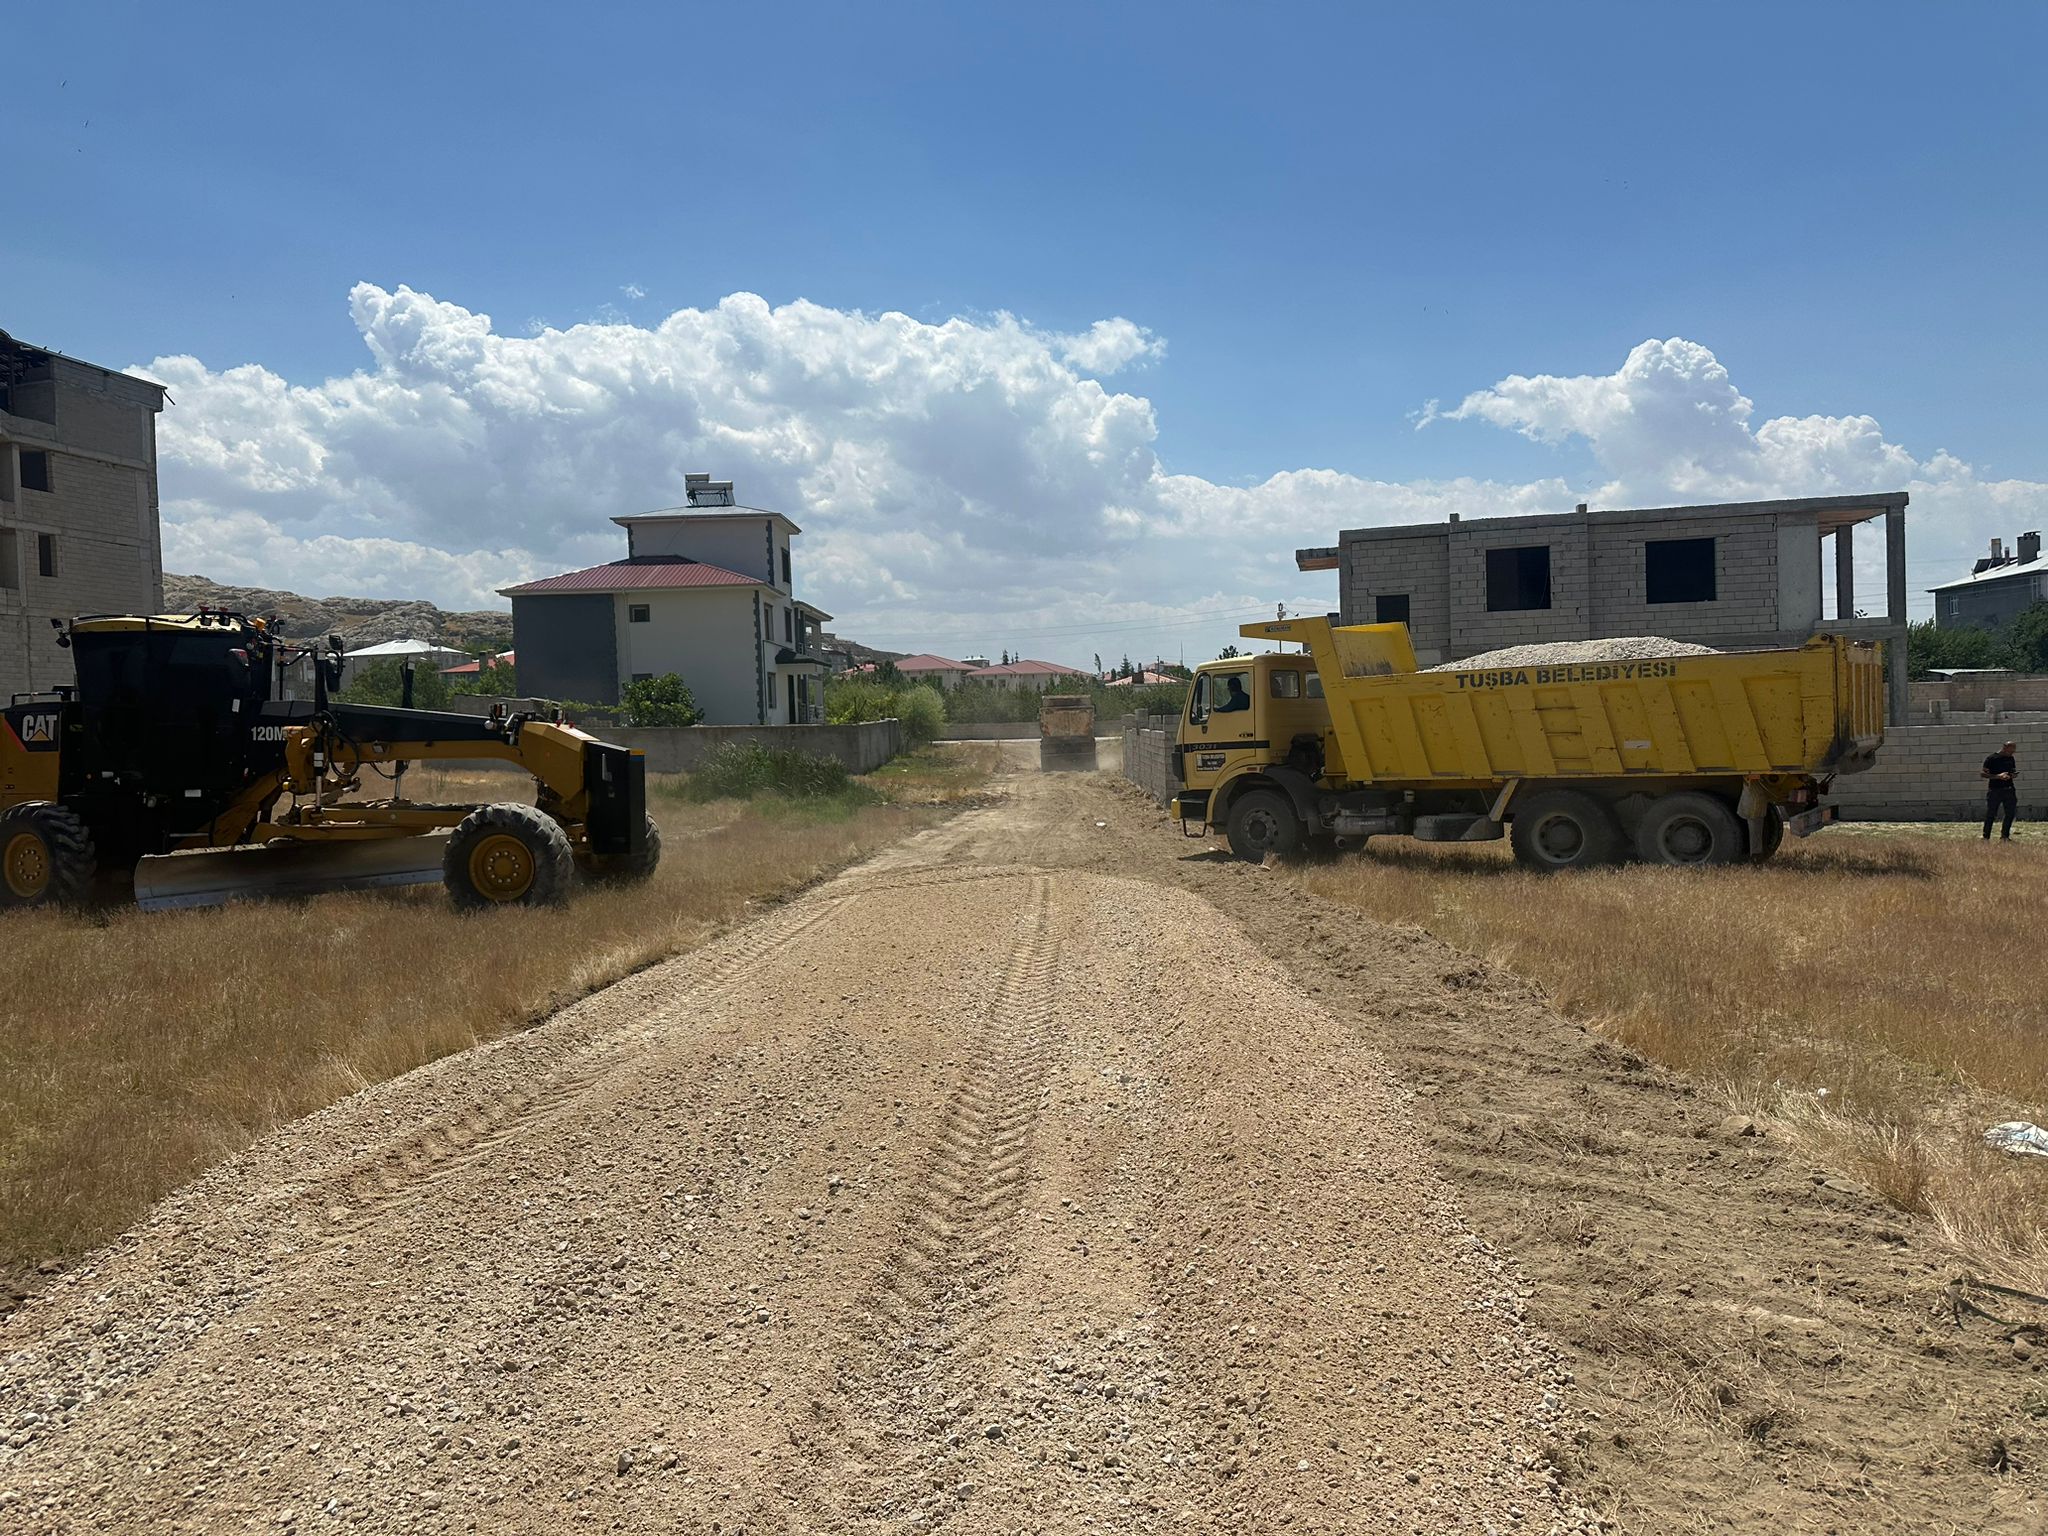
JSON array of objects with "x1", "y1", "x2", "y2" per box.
[{"x1": 0, "y1": 788, "x2": 1590, "y2": 1531}]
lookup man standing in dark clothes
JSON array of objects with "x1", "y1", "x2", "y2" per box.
[{"x1": 1983, "y1": 740, "x2": 2019, "y2": 840}]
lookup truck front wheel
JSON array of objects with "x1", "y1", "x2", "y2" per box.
[
  {"x1": 1509, "y1": 790, "x2": 1623, "y2": 871},
  {"x1": 1225, "y1": 789, "x2": 1305, "y2": 863}
]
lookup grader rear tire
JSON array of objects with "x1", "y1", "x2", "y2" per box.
[
  {"x1": 444, "y1": 803, "x2": 575, "y2": 910},
  {"x1": 0, "y1": 802, "x2": 97, "y2": 909}
]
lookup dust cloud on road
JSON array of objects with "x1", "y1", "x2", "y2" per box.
[{"x1": 2, "y1": 774, "x2": 1591, "y2": 1533}]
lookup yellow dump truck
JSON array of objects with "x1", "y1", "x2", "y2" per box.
[
  {"x1": 1175, "y1": 617, "x2": 1884, "y2": 868},
  {"x1": 1039, "y1": 693, "x2": 1098, "y2": 771}
]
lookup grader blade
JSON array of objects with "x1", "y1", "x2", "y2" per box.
[{"x1": 133, "y1": 836, "x2": 452, "y2": 912}]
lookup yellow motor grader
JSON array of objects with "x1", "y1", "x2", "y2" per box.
[{"x1": 0, "y1": 612, "x2": 658, "y2": 910}]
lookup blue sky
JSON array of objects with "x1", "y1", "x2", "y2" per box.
[{"x1": 7, "y1": 2, "x2": 2046, "y2": 659}]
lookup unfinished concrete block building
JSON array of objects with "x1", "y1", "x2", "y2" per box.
[
  {"x1": 1297, "y1": 492, "x2": 1911, "y2": 720},
  {"x1": 0, "y1": 330, "x2": 168, "y2": 697}
]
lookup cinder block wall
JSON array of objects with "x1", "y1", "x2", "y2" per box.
[
  {"x1": 1908, "y1": 676, "x2": 2048, "y2": 721},
  {"x1": 1120, "y1": 717, "x2": 1178, "y2": 805},
  {"x1": 1831, "y1": 721, "x2": 2048, "y2": 822}
]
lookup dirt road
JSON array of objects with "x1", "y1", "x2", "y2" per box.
[
  {"x1": 6, "y1": 767, "x2": 2036, "y2": 1533},
  {"x1": 0, "y1": 777, "x2": 1588, "y2": 1533}
]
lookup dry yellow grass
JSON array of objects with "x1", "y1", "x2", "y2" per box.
[
  {"x1": 1291, "y1": 824, "x2": 2048, "y2": 1288},
  {"x1": 0, "y1": 762, "x2": 976, "y2": 1276}
]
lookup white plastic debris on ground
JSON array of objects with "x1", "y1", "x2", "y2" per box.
[
  {"x1": 1984, "y1": 1122, "x2": 2048, "y2": 1157},
  {"x1": 1425, "y1": 638, "x2": 1719, "y2": 672}
]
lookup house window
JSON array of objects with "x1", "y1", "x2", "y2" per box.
[
  {"x1": 1375, "y1": 593, "x2": 1411, "y2": 626},
  {"x1": 1485, "y1": 545, "x2": 1551, "y2": 612},
  {"x1": 36, "y1": 533, "x2": 55, "y2": 579},
  {"x1": 780, "y1": 546, "x2": 791, "y2": 584},
  {"x1": 767, "y1": 673, "x2": 777, "y2": 706},
  {"x1": 628, "y1": 603, "x2": 651, "y2": 623},
  {"x1": 19, "y1": 451, "x2": 52, "y2": 494},
  {"x1": 0, "y1": 530, "x2": 17, "y2": 590},
  {"x1": 784, "y1": 607, "x2": 794, "y2": 644},
  {"x1": 1645, "y1": 536, "x2": 1717, "y2": 604},
  {"x1": 631, "y1": 672, "x2": 653, "y2": 683}
]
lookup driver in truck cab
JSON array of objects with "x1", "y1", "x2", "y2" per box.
[{"x1": 1215, "y1": 676, "x2": 1251, "y2": 713}]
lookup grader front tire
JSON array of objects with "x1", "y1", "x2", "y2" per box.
[{"x1": 444, "y1": 803, "x2": 575, "y2": 911}]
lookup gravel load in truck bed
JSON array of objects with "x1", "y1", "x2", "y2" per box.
[{"x1": 1425, "y1": 636, "x2": 1719, "y2": 671}]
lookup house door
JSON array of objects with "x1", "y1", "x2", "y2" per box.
[{"x1": 787, "y1": 676, "x2": 798, "y2": 724}]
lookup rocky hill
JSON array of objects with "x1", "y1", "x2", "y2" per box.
[
  {"x1": 163, "y1": 575, "x2": 896, "y2": 665},
  {"x1": 161, "y1": 574, "x2": 514, "y2": 654}
]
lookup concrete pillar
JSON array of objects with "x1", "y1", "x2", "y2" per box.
[
  {"x1": 1885, "y1": 504, "x2": 1909, "y2": 725},
  {"x1": 1834, "y1": 524, "x2": 1854, "y2": 621}
]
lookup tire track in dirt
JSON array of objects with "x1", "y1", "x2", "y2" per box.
[
  {"x1": 778, "y1": 876, "x2": 1061, "y2": 1532},
  {"x1": 316, "y1": 895, "x2": 855, "y2": 1250}
]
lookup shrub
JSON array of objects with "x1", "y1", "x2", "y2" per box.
[
  {"x1": 681, "y1": 743, "x2": 853, "y2": 800},
  {"x1": 621, "y1": 673, "x2": 705, "y2": 727},
  {"x1": 821, "y1": 676, "x2": 948, "y2": 746},
  {"x1": 897, "y1": 684, "x2": 946, "y2": 746},
  {"x1": 824, "y1": 677, "x2": 898, "y2": 725}
]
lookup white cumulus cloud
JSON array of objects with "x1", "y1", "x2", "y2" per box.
[
  {"x1": 1432, "y1": 338, "x2": 2041, "y2": 601},
  {"x1": 1051, "y1": 317, "x2": 1166, "y2": 375},
  {"x1": 146, "y1": 293, "x2": 2048, "y2": 655}
]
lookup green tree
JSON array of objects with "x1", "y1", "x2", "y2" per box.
[
  {"x1": 1998, "y1": 603, "x2": 2048, "y2": 672},
  {"x1": 1217, "y1": 644, "x2": 1243, "y2": 660},
  {"x1": 340, "y1": 657, "x2": 452, "y2": 710},
  {"x1": 620, "y1": 673, "x2": 705, "y2": 727},
  {"x1": 448, "y1": 657, "x2": 519, "y2": 697},
  {"x1": 1093, "y1": 652, "x2": 1103, "y2": 677}
]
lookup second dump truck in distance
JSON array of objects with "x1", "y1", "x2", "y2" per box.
[{"x1": 1175, "y1": 616, "x2": 1884, "y2": 869}]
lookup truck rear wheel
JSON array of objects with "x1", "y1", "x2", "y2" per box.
[
  {"x1": 1636, "y1": 792, "x2": 1745, "y2": 867},
  {"x1": 445, "y1": 803, "x2": 575, "y2": 910},
  {"x1": 1225, "y1": 789, "x2": 1305, "y2": 863},
  {"x1": 1509, "y1": 790, "x2": 1623, "y2": 871},
  {"x1": 0, "y1": 802, "x2": 97, "y2": 909}
]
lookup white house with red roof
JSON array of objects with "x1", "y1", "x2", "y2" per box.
[
  {"x1": 889, "y1": 653, "x2": 978, "y2": 690},
  {"x1": 969, "y1": 657, "x2": 1088, "y2": 690},
  {"x1": 501, "y1": 474, "x2": 831, "y2": 724}
]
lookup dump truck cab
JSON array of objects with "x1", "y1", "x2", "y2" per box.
[{"x1": 1176, "y1": 650, "x2": 1336, "y2": 827}]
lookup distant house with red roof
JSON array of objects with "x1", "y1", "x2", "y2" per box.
[
  {"x1": 887, "y1": 653, "x2": 979, "y2": 690},
  {"x1": 970, "y1": 658, "x2": 1089, "y2": 691},
  {"x1": 501, "y1": 473, "x2": 832, "y2": 724},
  {"x1": 439, "y1": 649, "x2": 516, "y2": 677}
]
